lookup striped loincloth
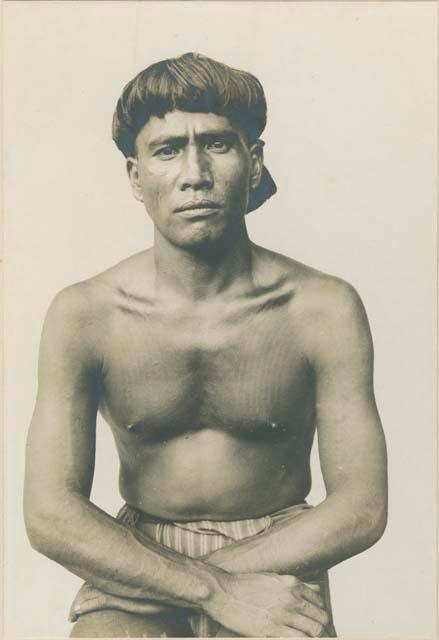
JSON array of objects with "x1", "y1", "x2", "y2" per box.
[{"x1": 69, "y1": 502, "x2": 336, "y2": 637}]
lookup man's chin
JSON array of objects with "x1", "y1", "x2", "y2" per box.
[
  {"x1": 157, "y1": 213, "x2": 246, "y2": 254},
  {"x1": 170, "y1": 225, "x2": 229, "y2": 252}
]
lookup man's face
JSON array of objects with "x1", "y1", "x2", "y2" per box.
[{"x1": 127, "y1": 111, "x2": 263, "y2": 250}]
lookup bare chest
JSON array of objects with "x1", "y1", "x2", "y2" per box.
[{"x1": 99, "y1": 303, "x2": 314, "y2": 439}]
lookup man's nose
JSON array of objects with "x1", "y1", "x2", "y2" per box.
[{"x1": 177, "y1": 147, "x2": 213, "y2": 191}]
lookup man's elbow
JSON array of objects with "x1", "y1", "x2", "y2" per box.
[
  {"x1": 358, "y1": 498, "x2": 388, "y2": 549},
  {"x1": 24, "y1": 505, "x2": 58, "y2": 557},
  {"x1": 24, "y1": 494, "x2": 76, "y2": 561},
  {"x1": 365, "y1": 511, "x2": 387, "y2": 547}
]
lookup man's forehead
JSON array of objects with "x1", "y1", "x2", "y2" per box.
[{"x1": 137, "y1": 110, "x2": 243, "y2": 144}]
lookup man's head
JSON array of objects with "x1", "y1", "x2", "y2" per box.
[{"x1": 112, "y1": 53, "x2": 276, "y2": 249}]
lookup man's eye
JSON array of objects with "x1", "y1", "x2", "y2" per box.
[
  {"x1": 155, "y1": 146, "x2": 179, "y2": 159},
  {"x1": 207, "y1": 139, "x2": 230, "y2": 153}
]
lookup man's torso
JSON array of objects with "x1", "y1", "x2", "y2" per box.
[{"x1": 78, "y1": 245, "x2": 334, "y2": 521}]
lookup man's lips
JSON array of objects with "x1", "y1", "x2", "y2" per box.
[{"x1": 174, "y1": 201, "x2": 222, "y2": 213}]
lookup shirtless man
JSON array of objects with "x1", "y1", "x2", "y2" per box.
[{"x1": 24, "y1": 53, "x2": 387, "y2": 638}]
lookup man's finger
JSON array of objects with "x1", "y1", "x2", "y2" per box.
[
  {"x1": 279, "y1": 625, "x2": 308, "y2": 637},
  {"x1": 295, "y1": 584, "x2": 325, "y2": 609},
  {"x1": 304, "y1": 582, "x2": 321, "y2": 591},
  {"x1": 296, "y1": 599, "x2": 330, "y2": 627},
  {"x1": 284, "y1": 613, "x2": 324, "y2": 638}
]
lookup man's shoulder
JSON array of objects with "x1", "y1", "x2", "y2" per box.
[
  {"x1": 43, "y1": 281, "x2": 108, "y2": 354},
  {"x1": 294, "y1": 266, "x2": 364, "y2": 322},
  {"x1": 48, "y1": 250, "x2": 154, "y2": 321},
  {"x1": 275, "y1": 254, "x2": 371, "y2": 359},
  {"x1": 254, "y1": 245, "x2": 367, "y2": 329},
  {"x1": 48, "y1": 279, "x2": 109, "y2": 326}
]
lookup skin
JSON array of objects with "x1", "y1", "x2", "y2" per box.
[{"x1": 24, "y1": 110, "x2": 387, "y2": 638}]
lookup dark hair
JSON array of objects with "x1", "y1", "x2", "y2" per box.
[
  {"x1": 112, "y1": 52, "x2": 267, "y2": 158},
  {"x1": 112, "y1": 52, "x2": 277, "y2": 213}
]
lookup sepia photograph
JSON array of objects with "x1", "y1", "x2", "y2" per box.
[{"x1": 3, "y1": 1, "x2": 437, "y2": 638}]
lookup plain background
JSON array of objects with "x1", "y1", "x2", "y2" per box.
[{"x1": 3, "y1": 1, "x2": 437, "y2": 637}]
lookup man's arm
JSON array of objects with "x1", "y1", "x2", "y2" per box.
[
  {"x1": 24, "y1": 284, "x2": 219, "y2": 607},
  {"x1": 205, "y1": 280, "x2": 387, "y2": 578},
  {"x1": 24, "y1": 283, "x2": 328, "y2": 638}
]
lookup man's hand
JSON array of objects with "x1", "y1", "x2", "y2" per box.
[{"x1": 205, "y1": 572, "x2": 329, "y2": 637}]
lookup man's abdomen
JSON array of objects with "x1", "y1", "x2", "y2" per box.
[{"x1": 117, "y1": 426, "x2": 313, "y2": 521}]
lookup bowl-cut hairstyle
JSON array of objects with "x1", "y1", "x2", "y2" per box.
[{"x1": 112, "y1": 52, "x2": 276, "y2": 213}]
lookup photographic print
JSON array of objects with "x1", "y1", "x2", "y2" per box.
[{"x1": 3, "y1": 1, "x2": 437, "y2": 638}]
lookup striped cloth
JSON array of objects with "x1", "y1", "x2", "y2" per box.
[
  {"x1": 70, "y1": 503, "x2": 336, "y2": 637},
  {"x1": 123, "y1": 505, "x2": 273, "y2": 636}
]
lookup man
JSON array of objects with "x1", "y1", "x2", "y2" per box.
[{"x1": 24, "y1": 52, "x2": 387, "y2": 638}]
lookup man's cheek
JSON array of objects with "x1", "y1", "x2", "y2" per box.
[
  {"x1": 143, "y1": 186, "x2": 162, "y2": 212},
  {"x1": 219, "y1": 169, "x2": 248, "y2": 198},
  {"x1": 226, "y1": 173, "x2": 250, "y2": 207}
]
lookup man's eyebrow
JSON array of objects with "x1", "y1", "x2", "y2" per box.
[
  {"x1": 147, "y1": 136, "x2": 187, "y2": 148},
  {"x1": 197, "y1": 129, "x2": 240, "y2": 141},
  {"x1": 147, "y1": 130, "x2": 240, "y2": 148}
]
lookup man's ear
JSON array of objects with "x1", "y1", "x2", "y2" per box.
[
  {"x1": 249, "y1": 140, "x2": 264, "y2": 191},
  {"x1": 126, "y1": 157, "x2": 144, "y2": 203}
]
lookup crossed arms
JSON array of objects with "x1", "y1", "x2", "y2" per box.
[{"x1": 24, "y1": 279, "x2": 387, "y2": 637}]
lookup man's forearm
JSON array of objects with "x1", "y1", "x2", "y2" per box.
[
  {"x1": 27, "y1": 493, "x2": 223, "y2": 610},
  {"x1": 205, "y1": 493, "x2": 386, "y2": 578},
  {"x1": 29, "y1": 495, "x2": 334, "y2": 638}
]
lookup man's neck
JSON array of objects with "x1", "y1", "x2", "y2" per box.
[{"x1": 152, "y1": 227, "x2": 254, "y2": 302}]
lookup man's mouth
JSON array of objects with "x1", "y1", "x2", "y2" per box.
[{"x1": 174, "y1": 200, "x2": 223, "y2": 215}]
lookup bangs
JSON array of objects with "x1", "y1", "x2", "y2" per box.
[{"x1": 113, "y1": 53, "x2": 267, "y2": 158}]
